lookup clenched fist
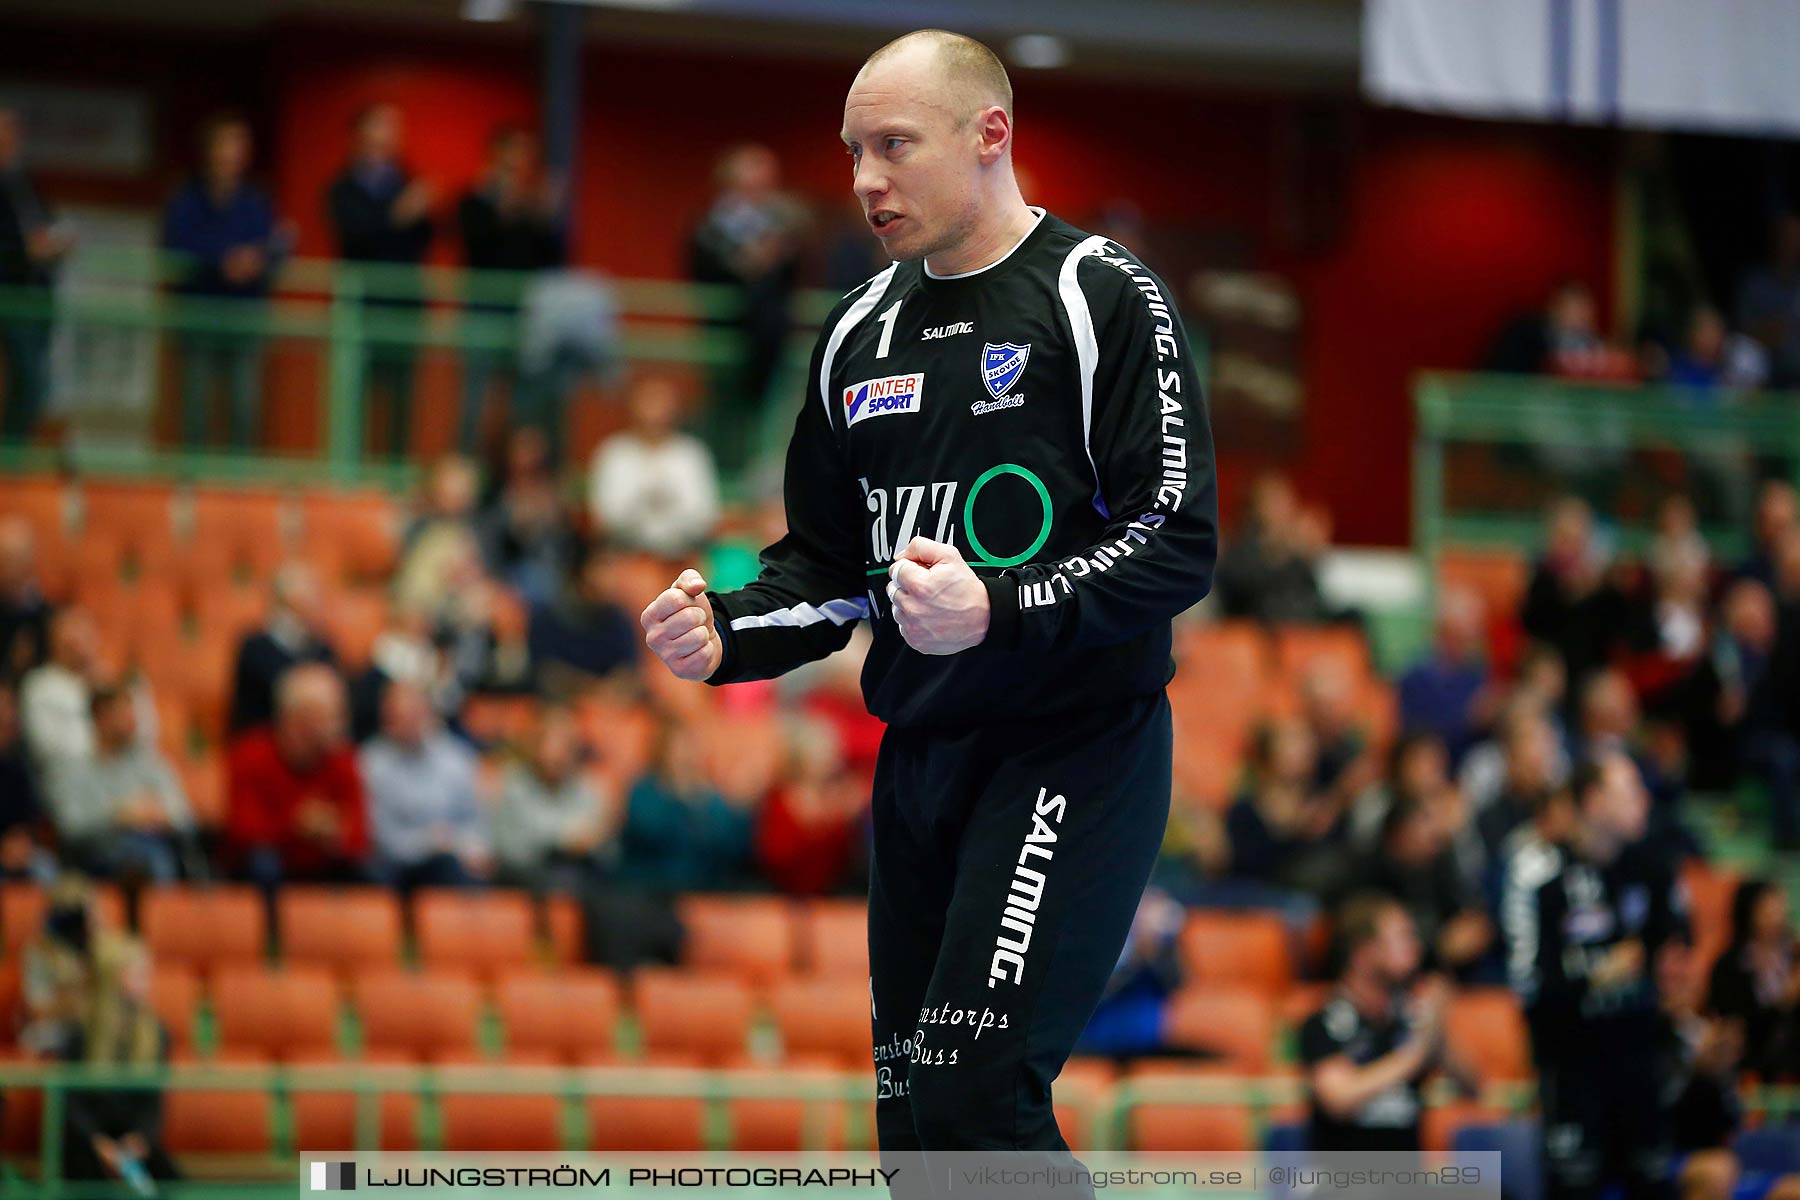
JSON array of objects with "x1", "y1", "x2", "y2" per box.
[
  {"x1": 887, "y1": 536, "x2": 990, "y2": 655},
  {"x1": 640, "y1": 568, "x2": 724, "y2": 681}
]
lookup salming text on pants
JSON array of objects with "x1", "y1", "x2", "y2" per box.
[{"x1": 868, "y1": 689, "x2": 1172, "y2": 1167}]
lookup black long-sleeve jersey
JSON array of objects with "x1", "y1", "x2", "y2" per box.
[
  {"x1": 699, "y1": 208, "x2": 1220, "y2": 730},
  {"x1": 1500, "y1": 837, "x2": 1690, "y2": 1061}
]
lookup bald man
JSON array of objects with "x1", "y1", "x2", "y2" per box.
[{"x1": 642, "y1": 29, "x2": 1218, "y2": 1164}]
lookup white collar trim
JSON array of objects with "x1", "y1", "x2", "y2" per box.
[{"x1": 924, "y1": 206, "x2": 1047, "y2": 280}]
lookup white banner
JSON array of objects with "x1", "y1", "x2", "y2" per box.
[{"x1": 1364, "y1": 0, "x2": 1800, "y2": 138}]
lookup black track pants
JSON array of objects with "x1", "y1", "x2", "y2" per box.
[{"x1": 867, "y1": 688, "x2": 1172, "y2": 1176}]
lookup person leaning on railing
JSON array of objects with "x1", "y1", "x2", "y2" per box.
[
  {"x1": 161, "y1": 112, "x2": 293, "y2": 452},
  {"x1": 0, "y1": 105, "x2": 74, "y2": 442}
]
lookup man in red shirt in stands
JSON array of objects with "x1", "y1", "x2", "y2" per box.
[{"x1": 226, "y1": 662, "x2": 369, "y2": 890}]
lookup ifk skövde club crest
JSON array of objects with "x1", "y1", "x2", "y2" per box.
[{"x1": 981, "y1": 343, "x2": 1030, "y2": 399}]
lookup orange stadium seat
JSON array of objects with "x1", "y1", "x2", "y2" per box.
[
  {"x1": 1682, "y1": 861, "x2": 1740, "y2": 960},
  {"x1": 150, "y1": 964, "x2": 202, "y2": 1053},
  {"x1": 632, "y1": 968, "x2": 754, "y2": 1063},
  {"x1": 496, "y1": 969, "x2": 620, "y2": 1062},
  {"x1": 1423, "y1": 1101, "x2": 1508, "y2": 1153},
  {"x1": 1438, "y1": 549, "x2": 1530, "y2": 628},
  {"x1": 442, "y1": 1092, "x2": 566, "y2": 1152},
  {"x1": 796, "y1": 898, "x2": 868, "y2": 979},
  {"x1": 288, "y1": 1052, "x2": 421, "y2": 1152},
  {"x1": 212, "y1": 965, "x2": 340, "y2": 1060},
  {"x1": 587, "y1": 1061, "x2": 708, "y2": 1152},
  {"x1": 328, "y1": 587, "x2": 389, "y2": 672},
  {"x1": 354, "y1": 969, "x2": 482, "y2": 1061},
  {"x1": 721, "y1": 1058, "x2": 850, "y2": 1151},
  {"x1": 1178, "y1": 911, "x2": 1293, "y2": 996},
  {"x1": 676, "y1": 894, "x2": 796, "y2": 984},
  {"x1": 301, "y1": 492, "x2": 398, "y2": 582},
  {"x1": 1272, "y1": 625, "x2": 1371, "y2": 685},
  {"x1": 139, "y1": 886, "x2": 265, "y2": 976},
  {"x1": 190, "y1": 489, "x2": 290, "y2": 579},
  {"x1": 178, "y1": 752, "x2": 227, "y2": 827},
  {"x1": 81, "y1": 481, "x2": 177, "y2": 569},
  {"x1": 414, "y1": 888, "x2": 537, "y2": 979},
  {"x1": 1173, "y1": 620, "x2": 1269, "y2": 700},
  {"x1": 1162, "y1": 987, "x2": 1276, "y2": 1070},
  {"x1": 161, "y1": 1086, "x2": 275, "y2": 1155},
  {"x1": 1129, "y1": 1100, "x2": 1255, "y2": 1153},
  {"x1": 1054, "y1": 1058, "x2": 1117, "y2": 1151},
  {"x1": 1446, "y1": 987, "x2": 1531, "y2": 1081},
  {"x1": 544, "y1": 894, "x2": 583, "y2": 966},
  {"x1": 768, "y1": 976, "x2": 871, "y2": 1067}
]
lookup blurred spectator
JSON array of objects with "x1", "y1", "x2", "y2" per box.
[
  {"x1": 1660, "y1": 934, "x2": 1745, "y2": 1159},
  {"x1": 1707, "y1": 877, "x2": 1800, "y2": 1082},
  {"x1": 162, "y1": 112, "x2": 289, "y2": 449},
  {"x1": 1352, "y1": 794, "x2": 1491, "y2": 978},
  {"x1": 1458, "y1": 649, "x2": 1570, "y2": 816},
  {"x1": 822, "y1": 194, "x2": 889, "y2": 293},
  {"x1": 225, "y1": 663, "x2": 369, "y2": 889},
  {"x1": 1300, "y1": 660, "x2": 1377, "y2": 802},
  {"x1": 1740, "y1": 480, "x2": 1798, "y2": 594},
  {"x1": 20, "y1": 607, "x2": 102, "y2": 769},
  {"x1": 1521, "y1": 496, "x2": 1630, "y2": 694},
  {"x1": 1663, "y1": 305, "x2": 1768, "y2": 392},
  {"x1": 326, "y1": 102, "x2": 435, "y2": 459},
  {"x1": 687, "y1": 143, "x2": 806, "y2": 476},
  {"x1": 360, "y1": 680, "x2": 488, "y2": 892},
  {"x1": 1301, "y1": 895, "x2": 1473, "y2": 1154},
  {"x1": 0, "y1": 513, "x2": 51, "y2": 682},
  {"x1": 0, "y1": 681, "x2": 48, "y2": 880},
  {"x1": 1073, "y1": 888, "x2": 1185, "y2": 1060},
  {"x1": 457, "y1": 125, "x2": 565, "y2": 454},
  {"x1": 1578, "y1": 667, "x2": 1699, "y2": 864},
  {"x1": 1398, "y1": 585, "x2": 1496, "y2": 766},
  {"x1": 1649, "y1": 494, "x2": 1713, "y2": 584},
  {"x1": 348, "y1": 601, "x2": 486, "y2": 744},
  {"x1": 1348, "y1": 730, "x2": 1449, "y2": 852},
  {"x1": 44, "y1": 685, "x2": 195, "y2": 884},
  {"x1": 492, "y1": 707, "x2": 613, "y2": 894},
  {"x1": 1214, "y1": 472, "x2": 1333, "y2": 625},
  {"x1": 1621, "y1": 535, "x2": 1711, "y2": 717},
  {"x1": 402, "y1": 455, "x2": 480, "y2": 552},
  {"x1": 477, "y1": 426, "x2": 573, "y2": 609},
  {"x1": 1482, "y1": 279, "x2": 1600, "y2": 375},
  {"x1": 19, "y1": 874, "x2": 97, "y2": 1057},
  {"x1": 0, "y1": 106, "x2": 73, "y2": 440},
  {"x1": 59, "y1": 935, "x2": 180, "y2": 1188},
  {"x1": 228, "y1": 562, "x2": 340, "y2": 735},
  {"x1": 1736, "y1": 211, "x2": 1800, "y2": 387},
  {"x1": 620, "y1": 717, "x2": 755, "y2": 892},
  {"x1": 1705, "y1": 580, "x2": 1800, "y2": 846},
  {"x1": 527, "y1": 541, "x2": 638, "y2": 700},
  {"x1": 587, "y1": 372, "x2": 720, "y2": 560},
  {"x1": 1503, "y1": 749, "x2": 1686, "y2": 1200},
  {"x1": 1472, "y1": 704, "x2": 1565, "y2": 866},
  {"x1": 1224, "y1": 718, "x2": 1349, "y2": 901},
  {"x1": 755, "y1": 717, "x2": 867, "y2": 896}
]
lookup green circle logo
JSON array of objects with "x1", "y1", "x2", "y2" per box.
[{"x1": 963, "y1": 463, "x2": 1054, "y2": 567}]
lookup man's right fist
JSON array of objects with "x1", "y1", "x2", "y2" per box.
[{"x1": 640, "y1": 568, "x2": 724, "y2": 681}]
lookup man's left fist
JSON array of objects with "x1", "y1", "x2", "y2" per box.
[{"x1": 886, "y1": 536, "x2": 990, "y2": 655}]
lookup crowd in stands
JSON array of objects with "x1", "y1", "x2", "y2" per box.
[{"x1": 0, "y1": 102, "x2": 877, "y2": 476}]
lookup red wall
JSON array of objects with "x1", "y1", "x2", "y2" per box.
[{"x1": 0, "y1": 18, "x2": 1619, "y2": 545}]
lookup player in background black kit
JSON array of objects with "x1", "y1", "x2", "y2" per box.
[
  {"x1": 1502, "y1": 750, "x2": 1690, "y2": 1200},
  {"x1": 1301, "y1": 893, "x2": 1478, "y2": 1156},
  {"x1": 639, "y1": 27, "x2": 1217, "y2": 1194}
]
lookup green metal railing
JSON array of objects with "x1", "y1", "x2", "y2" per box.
[
  {"x1": 1412, "y1": 370, "x2": 1800, "y2": 577},
  {"x1": 0, "y1": 246, "x2": 840, "y2": 491},
  {"x1": 0, "y1": 1059, "x2": 1556, "y2": 1198}
]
